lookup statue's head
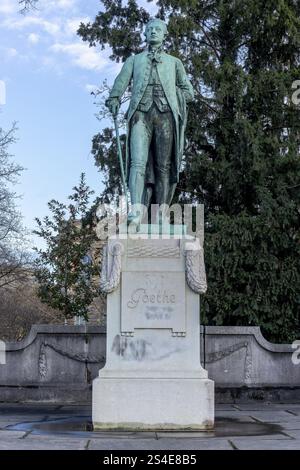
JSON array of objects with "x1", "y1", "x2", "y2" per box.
[{"x1": 144, "y1": 18, "x2": 167, "y2": 47}]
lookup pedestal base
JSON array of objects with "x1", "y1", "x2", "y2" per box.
[
  {"x1": 93, "y1": 234, "x2": 214, "y2": 430},
  {"x1": 93, "y1": 376, "x2": 214, "y2": 430}
]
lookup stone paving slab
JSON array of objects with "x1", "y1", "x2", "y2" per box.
[
  {"x1": 0, "y1": 430, "x2": 27, "y2": 439},
  {"x1": 233, "y1": 404, "x2": 300, "y2": 412},
  {"x1": 0, "y1": 417, "x2": 48, "y2": 429},
  {"x1": 0, "y1": 404, "x2": 60, "y2": 413},
  {"x1": 0, "y1": 403, "x2": 299, "y2": 450},
  {"x1": 0, "y1": 414, "x2": 47, "y2": 421},
  {"x1": 214, "y1": 405, "x2": 237, "y2": 410},
  {"x1": 282, "y1": 430, "x2": 300, "y2": 439},
  {"x1": 56, "y1": 406, "x2": 92, "y2": 413},
  {"x1": 247, "y1": 411, "x2": 300, "y2": 423},
  {"x1": 25, "y1": 434, "x2": 87, "y2": 445},
  {"x1": 84, "y1": 432, "x2": 156, "y2": 439},
  {"x1": 156, "y1": 432, "x2": 291, "y2": 440},
  {"x1": 0, "y1": 437, "x2": 88, "y2": 450},
  {"x1": 0, "y1": 422, "x2": 24, "y2": 429},
  {"x1": 276, "y1": 421, "x2": 300, "y2": 430},
  {"x1": 28, "y1": 413, "x2": 91, "y2": 421},
  {"x1": 230, "y1": 438, "x2": 300, "y2": 450},
  {"x1": 88, "y1": 438, "x2": 233, "y2": 450},
  {"x1": 156, "y1": 432, "x2": 216, "y2": 438},
  {"x1": 214, "y1": 411, "x2": 256, "y2": 422}
]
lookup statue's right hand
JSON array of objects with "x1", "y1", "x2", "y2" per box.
[{"x1": 105, "y1": 98, "x2": 120, "y2": 117}]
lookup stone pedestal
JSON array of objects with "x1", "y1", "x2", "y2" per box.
[{"x1": 93, "y1": 232, "x2": 214, "y2": 430}]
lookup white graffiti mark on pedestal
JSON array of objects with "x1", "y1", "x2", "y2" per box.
[{"x1": 111, "y1": 334, "x2": 184, "y2": 362}]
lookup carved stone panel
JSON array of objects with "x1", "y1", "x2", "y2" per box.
[
  {"x1": 127, "y1": 239, "x2": 180, "y2": 258},
  {"x1": 121, "y1": 271, "x2": 186, "y2": 336}
]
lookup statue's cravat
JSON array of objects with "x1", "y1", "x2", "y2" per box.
[{"x1": 147, "y1": 46, "x2": 163, "y2": 63}]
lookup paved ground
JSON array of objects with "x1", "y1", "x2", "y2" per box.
[{"x1": 0, "y1": 403, "x2": 300, "y2": 450}]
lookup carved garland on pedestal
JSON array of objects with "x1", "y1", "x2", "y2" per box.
[
  {"x1": 99, "y1": 243, "x2": 122, "y2": 293},
  {"x1": 185, "y1": 244, "x2": 207, "y2": 294},
  {"x1": 99, "y1": 240, "x2": 207, "y2": 295}
]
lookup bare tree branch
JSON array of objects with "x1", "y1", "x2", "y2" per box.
[
  {"x1": 19, "y1": 0, "x2": 38, "y2": 14},
  {"x1": 0, "y1": 124, "x2": 30, "y2": 290}
]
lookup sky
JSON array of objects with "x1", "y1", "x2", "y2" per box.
[{"x1": 0, "y1": 0, "x2": 157, "y2": 248}]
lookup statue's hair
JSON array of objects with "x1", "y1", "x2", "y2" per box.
[{"x1": 145, "y1": 18, "x2": 168, "y2": 36}]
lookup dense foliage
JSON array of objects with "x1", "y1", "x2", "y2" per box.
[{"x1": 78, "y1": 0, "x2": 300, "y2": 342}]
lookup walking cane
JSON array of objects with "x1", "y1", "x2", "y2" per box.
[{"x1": 113, "y1": 115, "x2": 128, "y2": 209}]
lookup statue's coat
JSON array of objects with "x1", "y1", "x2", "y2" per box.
[{"x1": 110, "y1": 50, "x2": 194, "y2": 187}]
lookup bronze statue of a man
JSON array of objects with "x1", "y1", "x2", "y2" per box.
[{"x1": 106, "y1": 18, "x2": 194, "y2": 224}]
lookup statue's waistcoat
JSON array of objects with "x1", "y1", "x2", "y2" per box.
[
  {"x1": 127, "y1": 52, "x2": 181, "y2": 122},
  {"x1": 137, "y1": 63, "x2": 170, "y2": 113}
]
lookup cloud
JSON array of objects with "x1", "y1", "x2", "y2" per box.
[
  {"x1": 6, "y1": 47, "x2": 18, "y2": 57},
  {"x1": 0, "y1": 80, "x2": 5, "y2": 105},
  {"x1": 1, "y1": 11, "x2": 88, "y2": 42},
  {"x1": 28, "y1": 33, "x2": 40, "y2": 44},
  {"x1": 56, "y1": 0, "x2": 76, "y2": 8},
  {"x1": 0, "y1": 1, "x2": 101, "y2": 74},
  {"x1": 40, "y1": 55, "x2": 61, "y2": 72},
  {"x1": 2, "y1": 16, "x2": 60, "y2": 37},
  {"x1": 0, "y1": 0, "x2": 18, "y2": 14},
  {"x1": 50, "y1": 42, "x2": 107, "y2": 71},
  {"x1": 64, "y1": 16, "x2": 90, "y2": 36},
  {"x1": 0, "y1": 46, "x2": 31, "y2": 64},
  {"x1": 85, "y1": 84, "x2": 98, "y2": 94},
  {"x1": 34, "y1": 0, "x2": 77, "y2": 13},
  {"x1": 139, "y1": 0, "x2": 159, "y2": 16},
  {"x1": 0, "y1": 46, "x2": 18, "y2": 59}
]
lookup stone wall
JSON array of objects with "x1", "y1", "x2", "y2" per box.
[
  {"x1": 203, "y1": 326, "x2": 300, "y2": 402},
  {"x1": 0, "y1": 324, "x2": 299, "y2": 403},
  {"x1": 0, "y1": 325, "x2": 105, "y2": 403}
]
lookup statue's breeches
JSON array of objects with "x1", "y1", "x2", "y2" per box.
[
  {"x1": 129, "y1": 104, "x2": 174, "y2": 204},
  {"x1": 129, "y1": 104, "x2": 174, "y2": 205}
]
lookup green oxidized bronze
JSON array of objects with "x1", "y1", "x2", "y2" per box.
[{"x1": 106, "y1": 19, "x2": 194, "y2": 225}]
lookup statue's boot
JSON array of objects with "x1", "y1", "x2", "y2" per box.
[
  {"x1": 155, "y1": 175, "x2": 171, "y2": 224},
  {"x1": 127, "y1": 168, "x2": 146, "y2": 228},
  {"x1": 167, "y1": 183, "x2": 177, "y2": 206},
  {"x1": 127, "y1": 211, "x2": 145, "y2": 230},
  {"x1": 155, "y1": 174, "x2": 170, "y2": 205}
]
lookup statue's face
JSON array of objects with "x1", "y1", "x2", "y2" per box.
[{"x1": 145, "y1": 21, "x2": 165, "y2": 47}]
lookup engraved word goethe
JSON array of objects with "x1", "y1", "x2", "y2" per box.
[
  {"x1": 127, "y1": 288, "x2": 176, "y2": 309},
  {"x1": 121, "y1": 272, "x2": 186, "y2": 335}
]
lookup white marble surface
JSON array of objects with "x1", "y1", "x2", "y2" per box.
[{"x1": 93, "y1": 235, "x2": 214, "y2": 429}]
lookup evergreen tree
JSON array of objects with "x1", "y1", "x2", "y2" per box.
[
  {"x1": 78, "y1": 0, "x2": 300, "y2": 342},
  {"x1": 33, "y1": 174, "x2": 99, "y2": 321}
]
